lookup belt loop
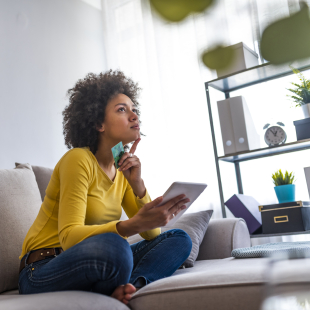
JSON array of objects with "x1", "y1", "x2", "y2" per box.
[{"x1": 24, "y1": 250, "x2": 32, "y2": 266}]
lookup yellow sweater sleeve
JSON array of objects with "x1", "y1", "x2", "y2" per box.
[
  {"x1": 122, "y1": 182, "x2": 161, "y2": 241},
  {"x1": 57, "y1": 149, "x2": 125, "y2": 251}
]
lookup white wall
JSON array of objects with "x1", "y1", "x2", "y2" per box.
[{"x1": 0, "y1": 0, "x2": 107, "y2": 169}]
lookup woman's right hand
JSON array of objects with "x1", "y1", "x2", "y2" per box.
[{"x1": 134, "y1": 194, "x2": 190, "y2": 231}]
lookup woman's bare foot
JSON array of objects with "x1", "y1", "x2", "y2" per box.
[{"x1": 110, "y1": 283, "x2": 137, "y2": 305}]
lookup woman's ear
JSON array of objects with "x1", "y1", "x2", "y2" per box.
[{"x1": 96, "y1": 123, "x2": 105, "y2": 132}]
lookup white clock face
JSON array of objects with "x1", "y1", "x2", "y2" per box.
[{"x1": 264, "y1": 126, "x2": 286, "y2": 146}]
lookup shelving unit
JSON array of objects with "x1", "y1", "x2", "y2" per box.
[
  {"x1": 205, "y1": 58, "x2": 310, "y2": 226},
  {"x1": 219, "y1": 138, "x2": 310, "y2": 163}
]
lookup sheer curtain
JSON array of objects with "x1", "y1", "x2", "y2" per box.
[
  {"x1": 101, "y1": 0, "x2": 310, "y2": 244},
  {"x1": 101, "y1": 0, "x2": 224, "y2": 219}
]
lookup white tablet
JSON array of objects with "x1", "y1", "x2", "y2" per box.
[{"x1": 156, "y1": 181, "x2": 208, "y2": 227}]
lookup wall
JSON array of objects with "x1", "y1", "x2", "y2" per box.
[{"x1": 0, "y1": 0, "x2": 106, "y2": 169}]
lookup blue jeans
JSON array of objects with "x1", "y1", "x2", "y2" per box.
[{"x1": 19, "y1": 228, "x2": 192, "y2": 296}]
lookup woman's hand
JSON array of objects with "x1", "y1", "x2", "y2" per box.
[
  {"x1": 133, "y1": 194, "x2": 190, "y2": 231},
  {"x1": 117, "y1": 138, "x2": 144, "y2": 194}
]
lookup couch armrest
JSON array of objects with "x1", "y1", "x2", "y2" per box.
[{"x1": 196, "y1": 218, "x2": 251, "y2": 260}]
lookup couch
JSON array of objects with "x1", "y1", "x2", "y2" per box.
[{"x1": 0, "y1": 162, "x2": 272, "y2": 310}]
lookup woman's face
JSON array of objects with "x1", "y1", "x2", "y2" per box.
[{"x1": 100, "y1": 93, "x2": 140, "y2": 145}]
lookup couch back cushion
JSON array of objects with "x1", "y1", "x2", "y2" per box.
[
  {"x1": 15, "y1": 162, "x2": 53, "y2": 203},
  {"x1": 0, "y1": 163, "x2": 42, "y2": 293}
]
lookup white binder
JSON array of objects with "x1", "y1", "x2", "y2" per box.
[
  {"x1": 217, "y1": 98, "x2": 237, "y2": 155},
  {"x1": 217, "y1": 96, "x2": 261, "y2": 155},
  {"x1": 229, "y1": 96, "x2": 261, "y2": 152},
  {"x1": 304, "y1": 167, "x2": 310, "y2": 199}
]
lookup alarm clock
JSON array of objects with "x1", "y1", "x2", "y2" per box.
[{"x1": 263, "y1": 122, "x2": 287, "y2": 146}]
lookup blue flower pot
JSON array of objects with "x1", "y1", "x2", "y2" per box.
[{"x1": 274, "y1": 184, "x2": 295, "y2": 203}]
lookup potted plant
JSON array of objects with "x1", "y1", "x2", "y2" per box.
[
  {"x1": 286, "y1": 65, "x2": 310, "y2": 118},
  {"x1": 272, "y1": 169, "x2": 296, "y2": 203}
]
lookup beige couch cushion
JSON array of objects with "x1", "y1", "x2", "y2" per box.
[
  {"x1": 4, "y1": 257, "x2": 310, "y2": 310},
  {"x1": 1, "y1": 258, "x2": 268, "y2": 310},
  {"x1": 197, "y1": 218, "x2": 251, "y2": 260},
  {"x1": 0, "y1": 290, "x2": 129, "y2": 310},
  {"x1": 0, "y1": 164, "x2": 42, "y2": 293},
  {"x1": 129, "y1": 257, "x2": 269, "y2": 310},
  {"x1": 15, "y1": 162, "x2": 53, "y2": 202}
]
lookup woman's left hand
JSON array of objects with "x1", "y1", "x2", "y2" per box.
[{"x1": 117, "y1": 138, "x2": 142, "y2": 185}]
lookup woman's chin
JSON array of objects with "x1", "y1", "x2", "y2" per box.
[
  {"x1": 129, "y1": 134, "x2": 140, "y2": 142},
  {"x1": 122, "y1": 139, "x2": 134, "y2": 146},
  {"x1": 122, "y1": 134, "x2": 140, "y2": 145}
]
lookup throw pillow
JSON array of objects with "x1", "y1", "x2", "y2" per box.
[
  {"x1": 0, "y1": 163, "x2": 42, "y2": 293},
  {"x1": 232, "y1": 241, "x2": 310, "y2": 258},
  {"x1": 127, "y1": 210, "x2": 213, "y2": 268}
]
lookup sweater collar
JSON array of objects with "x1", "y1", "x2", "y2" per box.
[{"x1": 83, "y1": 146, "x2": 118, "y2": 187}]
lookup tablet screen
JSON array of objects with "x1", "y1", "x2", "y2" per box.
[{"x1": 156, "y1": 181, "x2": 208, "y2": 227}]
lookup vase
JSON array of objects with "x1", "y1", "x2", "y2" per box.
[
  {"x1": 301, "y1": 103, "x2": 310, "y2": 118},
  {"x1": 274, "y1": 184, "x2": 295, "y2": 203}
]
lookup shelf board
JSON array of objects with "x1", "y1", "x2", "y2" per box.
[
  {"x1": 205, "y1": 58, "x2": 310, "y2": 93},
  {"x1": 250, "y1": 230, "x2": 310, "y2": 238},
  {"x1": 218, "y1": 138, "x2": 310, "y2": 163}
]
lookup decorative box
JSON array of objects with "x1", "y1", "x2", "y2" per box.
[
  {"x1": 259, "y1": 201, "x2": 310, "y2": 234},
  {"x1": 225, "y1": 194, "x2": 262, "y2": 234},
  {"x1": 216, "y1": 42, "x2": 259, "y2": 78},
  {"x1": 293, "y1": 117, "x2": 310, "y2": 140}
]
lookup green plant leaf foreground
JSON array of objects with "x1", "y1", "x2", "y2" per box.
[
  {"x1": 260, "y1": 4, "x2": 310, "y2": 64},
  {"x1": 201, "y1": 45, "x2": 236, "y2": 70},
  {"x1": 149, "y1": 0, "x2": 214, "y2": 22}
]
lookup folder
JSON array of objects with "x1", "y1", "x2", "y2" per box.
[
  {"x1": 217, "y1": 98, "x2": 237, "y2": 155},
  {"x1": 304, "y1": 167, "x2": 310, "y2": 199},
  {"x1": 217, "y1": 96, "x2": 261, "y2": 155}
]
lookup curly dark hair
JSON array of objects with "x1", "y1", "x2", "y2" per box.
[{"x1": 62, "y1": 69, "x2": 146, "y2": 155}]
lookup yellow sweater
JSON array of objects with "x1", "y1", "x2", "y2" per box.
[{"x1": 19, "y1": 146, "x2": 161, "y2": 260}]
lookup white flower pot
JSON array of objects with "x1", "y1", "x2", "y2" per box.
[{"x1": 301, "y1": 103, "x2": 310, "y2": 118}]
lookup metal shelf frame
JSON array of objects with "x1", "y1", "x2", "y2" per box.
[
  {"x1": 250, "y1": 230, "x2": 310, "y2": 238},
  {"x1": 205, "y1": 59, "x2": 310, "y2": 221}
]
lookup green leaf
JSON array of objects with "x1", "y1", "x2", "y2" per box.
[
  {"x1": 149, "y1": 0, "x2": 214, "y2": 22},
  {"x1": 261, "y1": 5, "x2": 310, "y2": 64},
  {"x1": 290, "y1": 82, "x2": 303, "y2": 89},
  {"x1": 201, "y1": 45, "x2": 235, "y2": 70},
  {"x1": 289, "y1": 95, "x2": 304, "y2": 102}
]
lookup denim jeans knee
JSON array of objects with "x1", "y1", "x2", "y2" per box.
[
  {"x1": 82, "y1": 233, "x2": 134, "y2": 272},
  {"x1": 167, "y1": 228, "x2": 192, "y2": 252},
  {"x1": 166, "y1": 228, "x2": 189, "y2": 237}
]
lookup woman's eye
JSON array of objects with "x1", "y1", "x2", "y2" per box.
[{"x1": 118, "y1": 107, "x2": 139, "y2": 113}]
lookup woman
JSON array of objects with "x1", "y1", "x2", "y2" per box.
[{"x1": 18, "y1": 69, "x2": 192, "y2": 305}]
